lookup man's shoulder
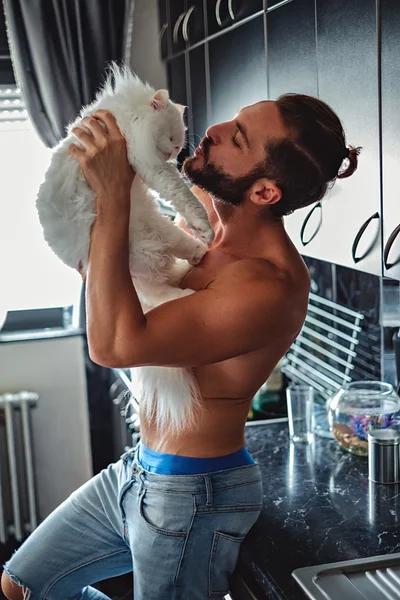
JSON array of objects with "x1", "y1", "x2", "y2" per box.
[
  {"x1": 214, "y1": 256, "x2": 308, "y2": 292},
  {"x1": 211, "y1": 257, "x2": 310, "y2": 327}
]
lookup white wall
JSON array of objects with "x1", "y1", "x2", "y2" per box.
[
  {"x1": 130, "y1": 0, "x2": 167, "y2": 90},
  {"x1": 0, "y1": 335, "x2": 92, "y2": 521}
]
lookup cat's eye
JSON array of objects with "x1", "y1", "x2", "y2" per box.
[{"x1": 170, "y1": 136, "x2": 173, "y2": 142}]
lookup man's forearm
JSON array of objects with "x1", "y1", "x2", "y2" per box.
[{"x1": 86, "y1": 195, "x2": 146, "y2": 365}]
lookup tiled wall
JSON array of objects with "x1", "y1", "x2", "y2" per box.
[{"x1": 303, "y1": 257, "x2": 400, "y2": 388}]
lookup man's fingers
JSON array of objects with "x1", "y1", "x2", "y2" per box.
[
  {"x1": 81, "y1": 116, "x2": 107, "y2": 138},
  {"x1": 71, "y1": 126, "x2": 95, "y2": 150},
  {"x1": 68, "y1": 143, "x2": 81, "y2": 155},
  {"x1": 92, "y1": 110, "x2": 121, "y2": 137}
]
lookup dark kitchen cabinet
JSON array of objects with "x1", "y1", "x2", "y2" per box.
[
  {"x1": 308, "y1": 0, "x2": 381, "y2": 276},
  {"x1": 209, "y1": 15, "x2": 267, "y2": 124},
  {"x1": 167, "y1": 54, "x2": 190, "y2": 165},
  {"x1": 266, "y1": 0, "x2": 320, "y2": 255},
  {"x1": 207, "y1": 0, "x2": 264, "y2": 37},
  {"x1": 169, "y1": 0, "x2": 187, "y2": 54},
  {"x1": 381, "y1": 0, "x2": 400, "y2": 280},
  {"x1": 168, "y1": 1, "x2": 206, "y2": 55},
  {"x1": 0, "y1": 6, "x2": 14, "y2": 84},
  {"x1": 184, "y1": 0, "x2": 206, "y2": 46},
  {"x1": 266, "y1": 0, "x2": 290, "y2": 8},
  {"x1": 188, "y1": 44, "x2": 210, "y2": 145},
  {"x1": 267, "y1": 0, "x2": 317, "y2": 99},
  {"x1": 157, "y1": 0, "x2": 169, "y2": 59}
]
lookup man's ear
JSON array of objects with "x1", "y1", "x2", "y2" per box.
[{"x1": 248, "y1": 178, "x2": 282, "y2": 207}]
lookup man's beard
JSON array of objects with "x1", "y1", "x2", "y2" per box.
[{"x1": 182, "y1": 139, "x2": 267, "y2": 206}]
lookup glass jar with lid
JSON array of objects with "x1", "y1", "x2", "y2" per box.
[{"x1": 327, "y1": 381, "x2": 400, "y2": 456}]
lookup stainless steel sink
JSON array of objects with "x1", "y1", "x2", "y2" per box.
[{"x1": 292, "y1": 552, "x2": 400, "y2": 599}]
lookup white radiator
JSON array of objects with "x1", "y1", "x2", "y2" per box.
[{"x1": 0, "y1": 391, "x2": 38, "y2": 544}]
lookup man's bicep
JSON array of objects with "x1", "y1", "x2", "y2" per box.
[{"x1": 112, "y1": 280, "x2": 286, "y2": 368}]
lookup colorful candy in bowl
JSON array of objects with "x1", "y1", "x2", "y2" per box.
[{"x1": 327, "y1": 381, "x2": 400, "y2": 456}]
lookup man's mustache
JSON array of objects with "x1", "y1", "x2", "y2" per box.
[{"x1": 200, "y1": 137, "x2": 211, "y2": 162}]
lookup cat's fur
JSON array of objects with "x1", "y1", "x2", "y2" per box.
[{"x1": 36, "y1": 63, "x2": 212, "y2": 432}]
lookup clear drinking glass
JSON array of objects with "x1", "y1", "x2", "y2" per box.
[{"x1": 286, "y1": 384, "x2": 314, "y2": 443}]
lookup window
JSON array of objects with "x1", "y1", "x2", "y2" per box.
[{"x1": 0, "y1": 86, "x2": 82, "y2": 325}]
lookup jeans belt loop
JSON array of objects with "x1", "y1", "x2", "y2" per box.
[{"x1": 203, "y1": 474, "x2": 213, "y2": 507}]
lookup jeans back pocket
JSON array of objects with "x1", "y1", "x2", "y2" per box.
[{"x1": 208, "y1": 531, "x2": 245, "y2": 597}]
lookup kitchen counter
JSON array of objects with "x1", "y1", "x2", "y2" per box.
[
  {"x1": 235, "y1": 420, "x2": 400, "y2": 599},
  {"x1": 0, "y1": 327, "x2": 84, "y2": 343}
]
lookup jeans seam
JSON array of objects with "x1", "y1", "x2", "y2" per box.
[
  {"x1": 142, "y1": 478, "x2": 262, "y2": 494},
  {"x1": 197, "y1": 504, "x2": 263, "y2": 514},
  {"x1": 174, "y1": 494, "x2": 197, "y2": 586},
  {"x1": 42, "y1": 548, "x2": 130, "y2": 599}
]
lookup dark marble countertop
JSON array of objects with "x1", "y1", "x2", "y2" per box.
[{"x1": 238, "y1": 420, "x2": 400, "y2": 599}]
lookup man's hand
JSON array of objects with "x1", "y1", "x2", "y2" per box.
[{"x1": 69, "y1": 109, "x2": 135, "y2": 210}]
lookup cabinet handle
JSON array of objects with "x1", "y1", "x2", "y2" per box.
[
  {"x1": 215, "y1": 0, "x2": 223, "y2": 26},
  {"x1": 384, "y1": 223, "x2": 400, "y2": 270},
  {"x1": 182, "y1": 5, "x2": 196, "y2": 42},
  {"x1": 158, "y1": 22, "x2": 168, "y2": 48},
  {"x1": 300, "y1": 201, "x2": 322, "y2": 246},
  {"x1": 173, "y1": 11, "x2": 186, "y2": 45},
  {"x1": 351, "y1": 212, "x2": 380, "y2": 264},
  {"x1": 228, "y1": 0, "x2": 236, "y2": 20}
]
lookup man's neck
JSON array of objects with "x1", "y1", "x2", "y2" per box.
[{"x1": 210, "y1": 198, "x2": 288, "y2": 261}]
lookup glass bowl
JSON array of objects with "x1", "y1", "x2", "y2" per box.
[{"x1": 327, "y1": 381, "x2": 400, "y2": 457}]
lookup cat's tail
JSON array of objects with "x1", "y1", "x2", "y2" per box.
[{"x1": 129, "y1": 365, "x2": 202, "y2": 433}]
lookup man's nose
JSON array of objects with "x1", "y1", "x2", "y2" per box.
[{"x1": 205, "y1": 121, "x2": 228, "y2": 145}]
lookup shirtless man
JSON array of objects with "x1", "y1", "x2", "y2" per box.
[{"x1": 2, "y1": 95, "x2": 359, "y2": 600}]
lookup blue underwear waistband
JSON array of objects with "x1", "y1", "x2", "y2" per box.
[{"x1": 137, "y1": 442, "x2": 255, "y2": 475}]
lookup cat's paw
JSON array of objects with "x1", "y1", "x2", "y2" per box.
[
  {"x1": 188, "y1": 239, "x2": 208, "y2": 265},
  {"x1": 186, "y1": 216, "x2": 214, "y2": 244}
]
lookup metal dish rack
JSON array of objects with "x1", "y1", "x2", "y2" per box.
[{"x1": 282, "y1": 292, "x2": 365, "y2": 401}]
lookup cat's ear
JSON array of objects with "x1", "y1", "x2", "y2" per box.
[
  {"x1": 151, "y1": 89, "x2": 170, "y2": 111},
  {"x1": 175, "y1": 104, "x2": 186, "y2": 115}
]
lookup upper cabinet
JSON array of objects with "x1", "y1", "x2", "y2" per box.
[
  {"x1": 209, "y1": 15, "x2": 267, "y2": 124},
  {"x1": 157, "y1": 0, "x2": 169, "y2": 59},
  {"x1": 158, "y1": 0, "x2": 265, "y2": 59},
  {"x1": 183, "y1": 1, "x2": 206, "y2": 46},
  {"x1": 169, "y1": 0, "x2": 187, "y2": 54},
  {"x1": 311, "y1": 0, "x2": 381, "y2": 276},
  {"x1": 267, "y1": 0, "x2": 317, "y2": 99},
  {"x1": 169, "y1": 0, "x2": 206, "y2": 53},
  {"x1": 167, "y1": 54, "x2": 190, "y2": 166},
  {"x1": 188, "y1": 44, "x2": 210, "y2": 142},
  {"x1": 280, "y1": 0, "x2": 382, "y2": 276},
  {"x1": 0, "y1": 5, "x2": 14, "y2": 84},
  {"x1": 206, "y1": 0, "x2": 264, "y2": 36},
  {"x1": 266, "y1": 0, "x2": 321, "y2": 255},
  {"x1": 166, "y1": 45, "x2": 210, "y2": 163},
  {"x1": 381, "y1": 0, "x2": 400, "y2": 280},
  {"x1": 158, "y1": 0, "x2": 400, "y2": 280}
]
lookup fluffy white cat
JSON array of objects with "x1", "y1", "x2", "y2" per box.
[{"x1": 36, "y1": 63, "x2": 213, "y2": 433}]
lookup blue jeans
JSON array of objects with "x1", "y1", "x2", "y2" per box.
[{"x1": 3, "y1": 445, "x2": 263, "y2": 599}]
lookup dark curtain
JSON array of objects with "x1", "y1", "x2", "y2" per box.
[{"x1": 3, "y1": 0, "x2": 133, "y2": 147}]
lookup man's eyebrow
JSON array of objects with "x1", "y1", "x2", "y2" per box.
[{"x1": 235, "y1": 120, "x2": 250, "y2": 148}]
